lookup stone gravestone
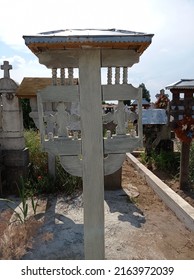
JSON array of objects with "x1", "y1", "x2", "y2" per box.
[
  {"x1": 0, "y1": 61, "x2": 29, "y2": 193},
  {"x1": 23, "y1": 29, "x2": 153, "y2": 259}
]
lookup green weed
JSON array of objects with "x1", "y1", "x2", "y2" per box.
[
  {"x1": 24, "y1": 129, "x2": 82, "y2": 195},
  {"x1": 140, "y1": 150, "x2": 180, "y2": 175}
]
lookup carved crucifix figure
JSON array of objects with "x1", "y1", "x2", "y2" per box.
[
  {"x1": 45, "y1": 102, "x2": 80, "y2": 138},
  {"x1": 55, "y1": 102, "x2": 70, "y2": 137},
  {"x1": 114, "y1": 101, "x2": 126, "y2": 135},
  {"x1": 103, "y1": 101, "x2": 136, "y2": 135}
]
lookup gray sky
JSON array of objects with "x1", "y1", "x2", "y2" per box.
[{"x1": 0, "y1": 0, "x2": 194, "y2": 101}]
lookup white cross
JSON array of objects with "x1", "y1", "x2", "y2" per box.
[{"x1": 1, "y1": 61, "x2": 12, "y2": 78}]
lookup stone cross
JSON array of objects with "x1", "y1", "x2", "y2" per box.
[
  {"x1": 1, "y1": 61, "x2": 12, "y2": 78},
  {"x1": 36, "y1": 50, "x2": 143, "y2": 260}
]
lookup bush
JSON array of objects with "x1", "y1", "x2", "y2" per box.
[
  {"x1": 153, "y1": 151, "x2": 180, "y2": 174},
  {"x1": 21, "y1": 99, "x2": 36, "y2": 129},
  {"x1": 24, "y1": 130, "x2": 82, "y2": 195},
  {"x1": 24, "y1": 130, "x2": 48, "y2": 177},
  {"x1": 140, "y1": 150, "x2": 180, "y2": 175}
]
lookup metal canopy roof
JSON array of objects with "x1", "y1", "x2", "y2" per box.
[
  {"x1": 166, "y1": 79, "x2": 194, "y2": 89},
  {"x1": 38, "y1": 28, "x2": 148, "y2": 36},
  {"x1": 23, "y1": 28, "x2": 154, "y2": 55}
]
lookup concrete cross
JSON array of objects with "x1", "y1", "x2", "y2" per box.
[
  {"x1": 36, "y1": 50, "x2": 143, "y2": 260},
  {"x1": 1, "y1": 61, "x2": 12, "y2": 78}
]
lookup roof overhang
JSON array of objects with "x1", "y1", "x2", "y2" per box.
[
  {"x1": 166, "y1": 79, "x2": 194, "y2": 90},
  {"x1": 23, "y1": 28, "x2": 154, "y2": 56},
  {"x1": 16, "y1": 77, "x2": 78, "y2": 98}
]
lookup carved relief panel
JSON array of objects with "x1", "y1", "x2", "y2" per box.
[{"x1": 37, "y1": 50, "x2": 143, "y2": 177}]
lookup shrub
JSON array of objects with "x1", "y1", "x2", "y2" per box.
[
  {"x1": 21, "y1": 99, "x2": 36, "y2": 129},
  {"x1": 140, "y1": 150, "x2": 180, "y2": 175},
  {"x1": 152, "y1": 151, "x2": 180, "y2": 174},
  {"x1": 24, "y1": 130, "x2": 82, "y2": 195},
  {"x1": 24, "y1": 130, "x2": 48, "y2": 177}
]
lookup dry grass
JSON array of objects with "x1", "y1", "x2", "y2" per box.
[
  {"x1": 41, "y1": 231, "x2": 54, "y2": 242},
  {"x1": 0, "y1": 209, "x2": 12, "y2": 235},
  {"x1": 0, "y1": 216, "x2": 42, "y2": 260}
]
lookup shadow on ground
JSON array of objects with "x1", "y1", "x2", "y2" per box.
[{"x1": 21, "y1": 189, "x2": 146, "y2": 260}]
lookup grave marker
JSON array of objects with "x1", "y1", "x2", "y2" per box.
[
  {"x1": 23, "y1": 29, "x2": 153, "y2": 259},
  {"x1": 166, "y1": 79, "x2": 194, "y2": 189},
  {"x1": 0, "y1": 61, "x2": 29, "y2": 192}
]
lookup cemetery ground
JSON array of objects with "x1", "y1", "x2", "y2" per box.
[{"x1": 1, "y1": 158, "x2": 194, "y2": 260}]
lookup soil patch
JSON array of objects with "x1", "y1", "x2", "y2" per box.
[{"x1": 144, "y1": 163, "x2": 194, "y2": 208}]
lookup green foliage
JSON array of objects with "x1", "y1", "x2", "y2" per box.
[
  {"x1": 0, "y1": 177, "x2": 39, "y2": 223},
  {"x1": 24, "y1": 128, "x2": 53, "y2": 194},
  {"x1": 152, "y1": 151, "x2": 180, "y2": 173},
  {"x1": 140, "y1": 150, "x2": 180, "y2": 175},
  {"x1": 55, "y1": 158, "x2": 82, "y2": 195},
  {"x1": 122, "y1": 83, "x2": 150, "y2": 106},
  {"x1": 139, "y1": 83, "x2": 151, "y2": 102},
  {"x1": 24, "y1": 129, "x2": 47, "y2": 167},
  {"x1": 17, "y1": 177, "x2": 28, "y2": 222},
  {"x1": 21, "y1": 99, "x2": 36, "y2": 129},
  {"x1": 30, "y1": 195, "x2": 38, "y2": 215},
  {"x1": 123, "y1": 100, "x2": 131, "y2": 106},
  {"x1": 24, "y1": 129, "x2": 82, "y2": 195},
  {"x1": 141, "y1": 142, "x2": 194, "y2": 185},
  {"x1": 140, "y1": 151, "x2": 150, "y2": 165}
]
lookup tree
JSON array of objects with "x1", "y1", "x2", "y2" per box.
[
  {"x1": 139, "y1": 83, "x2": 151, "y2": 102},
  {"x1": 21, "y1": 98, "x2": 36, "y2": 129},
  {"x1": 123, "y1": 100, "x2": 131, "y2": 106},
  {"x1": 123, "y1": 83, "x2": 150, "y2": 106}
]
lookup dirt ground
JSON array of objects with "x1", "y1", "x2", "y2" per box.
[{"x1": 1, "y1": 159, "x2": 194, "y2": 260}]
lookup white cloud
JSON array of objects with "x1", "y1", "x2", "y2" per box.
[
  {"x1": 0, "y1": 55, "x2": 25, "y2": 69},
  {"x1": 0, "y1": 55, "x2": 50, "y2": 83},
  {"x1": 1, "y1": 0, "x2": 194, "y2": 101},
  {"x1": 0, "y1": 0, "x2": 157, "y2": 48}
]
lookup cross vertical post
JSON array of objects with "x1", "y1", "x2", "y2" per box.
[{"x1": 79, "y1": 49, "x2": 105, "y2": 260}]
